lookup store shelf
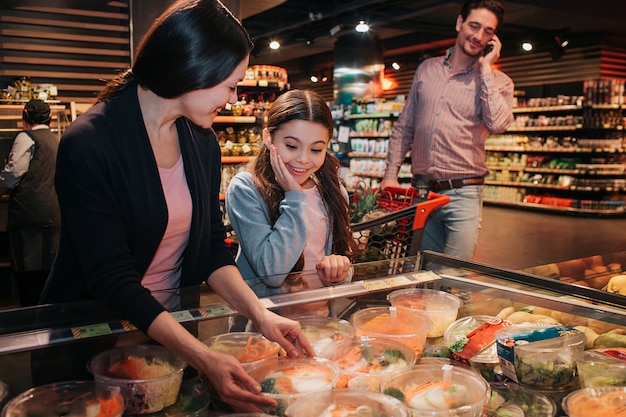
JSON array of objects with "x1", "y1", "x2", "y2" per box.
[
  {"x1": 221, "y1": 156, "x2": 252, "y2": 164},
  {"x1": 213, "y1": 115, "x2": 257, "y2": 124}
]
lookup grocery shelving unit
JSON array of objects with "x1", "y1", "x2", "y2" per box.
[{"x1": 484, "y1": 90, "x2": 626, "y2": 216}]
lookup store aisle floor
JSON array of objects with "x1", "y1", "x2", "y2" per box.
[{"x1": 473, "y1": 205, "x2": 626, "y2": 270}]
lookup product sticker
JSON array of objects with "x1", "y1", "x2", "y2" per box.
[{"x1": 72, "y1": 323, "x2": 112, "y2": 339}]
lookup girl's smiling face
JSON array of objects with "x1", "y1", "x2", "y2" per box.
[{"x1": 263, "y1": 119, "x2": 330, "y2": 188}]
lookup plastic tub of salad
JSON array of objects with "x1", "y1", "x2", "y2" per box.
[
  {"x1": 203, "y1": 332, "x2": 282, "y2": 368},
  {"x1": 387, "y1": 288, "x2": 462, "y2": 338},
  {"x1": 319, "y1": 336, "x2": 416, "y2": 391},
  {"x1": 87, "y1": 345, "x2": 186, "y2": 414},
  {"x1": 575, "y1": 348, "x2": 626, "y2": 387},
  {"x1": 284, "y1": 388, "x2": 410, "y2": 417},
  {"x1": 245, "y1": 357, "x2": 341, "y2": 416},
  {"x1": 1, "y1": 381, "x2": 124, "y2": 417},
  {"x1": 495, "y1": 325, "x2": 584, "y2": 389},
  {"x1": 485, "y1": 383, "x2": 556, "y2": 417},
  {"x1": 351, "y1": 306, "x2": 432, "y2": 358},
  {"x1": 562, "y1": 386, "x2": 626, "y2": 417},
  {"x1": 379, "y1": 363, "x2": 489, "y2": 417},
  {"x1": 297, "y1": 315, "x2": 355, "y2": 356}
]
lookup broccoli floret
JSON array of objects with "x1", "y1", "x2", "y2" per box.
[
  {"x1": 259, "y1": 377, "x2": 276, "y2": 394},
  {"x1": 383, "y1": 348, "x2": 407, "y2": 364},
  {"x1": 449, "y1": 336, "x2": 469, "y2": 352},
  {"x1": 383, "y1": 387, "x2": 405, "y2": 401}
]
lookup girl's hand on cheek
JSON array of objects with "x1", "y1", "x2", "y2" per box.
[{"x1": 270, "y1": 144, "x2": 302, "y2": 192}]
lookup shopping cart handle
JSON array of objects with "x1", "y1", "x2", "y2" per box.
[{"x1": 413, "y1": 192, "x2": 450, "y2": 230}]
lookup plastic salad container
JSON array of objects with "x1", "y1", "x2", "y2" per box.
[
  {"x1": 1, "y1": 381, "x2": 124, "y2": 417},
  {"x1": 351, "y1": 306, "x2": 432, "y2": 358},
  {"x1": 319, "y1": 336, "x2": 416, "y2": 391},
  {"x1": 245, "y1": 356, "x2": 341, "y2": 416},
  {"x1": 297, "y1": 315, "x2": 355, "y2": 356},
  {"x1": 485, "y1": 382, "x2": 556, "y2": 417},
  {"x1": 284, "y1": 388, "x2": 410, "y2": 417},
  {"x1": 387, "y1": 288, "x2": 462, "y2": 338},
  {"x1": 87, "y1": 344, "x2": 186, "y2": 414},
  {"x1": 203, "y1": 332, "x2": 282, "y2": 368},
  {"x1": 379, "y1": 363, "x2": 490, "y2": 417}
]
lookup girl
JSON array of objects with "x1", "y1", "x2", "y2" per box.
[{"x1": 226, "y1": 89, "x2": 358, "y2": 327}]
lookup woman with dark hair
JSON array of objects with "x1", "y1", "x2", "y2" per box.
[
  {"x1": 226, "y1": 89, "x2": 358, "y2": 328},
  {"x1": 41, "y1": 0, "x2": 312, "y2": 412}
]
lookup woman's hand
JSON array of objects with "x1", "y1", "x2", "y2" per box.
[
  {"x1": 201, "y1": 349, "x2": 277, "y2": 413},
  {"x1": 269, "y1": 144, "x2": 302, "y2": 192},
  {"x1": 316, "y1": 254, "x2": 352, "y2": 284},
  {"x1": 254, "y1": 309, "x2": 315, "y2": 358}
]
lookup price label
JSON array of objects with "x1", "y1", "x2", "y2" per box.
[
  {"x1": 202, "y1": 305, "x2": 235, "y2": 317},
  {"x1": 384, "y1": 275, "x2": 413, "y2": 286},
  {"x1": 171, "y1": 310, "x2": 194, "y2": 323},
  {"x1": 361, "y1": 279, "x2": 390, "y2": 291},
  {"x1": 72, "y1": 324, "x2": 112, "y2": 339}
]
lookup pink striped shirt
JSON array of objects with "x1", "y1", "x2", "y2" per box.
[{"x1": 385, "y1": 47, "x2": 514, "y2": 181}]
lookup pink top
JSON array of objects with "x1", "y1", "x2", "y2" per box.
[
  {"x1": 280, "y1": 185, "x2": 329, "y2": 317},
  {"x1": 142, "y1": 156, "x2": 192, "y2": 310}
]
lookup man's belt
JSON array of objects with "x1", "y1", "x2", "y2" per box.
[{"x1": 412, "y1": 175, "x2": 485, "y2": 192}]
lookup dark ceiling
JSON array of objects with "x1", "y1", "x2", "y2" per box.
[{"x1": 241, "y1": 0, "x2": 626, "y2": 80}]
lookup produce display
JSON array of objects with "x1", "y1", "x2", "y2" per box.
[
  {"x1": 320, "y1": 336, "x2": 415, "y2": 391},
  {"x1": 203, "y1": 332, "x2": 282, "y2": 367},
  {"x1": 2, "y1": 381, "x2": 124, "y2": 417},
  {"x1": 87, "y1": 345, "x2": 186, "y2": 415}
]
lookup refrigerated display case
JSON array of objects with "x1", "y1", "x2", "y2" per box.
[{"x1": 0, "y1": 252, "x2": 624, "y2": 415}]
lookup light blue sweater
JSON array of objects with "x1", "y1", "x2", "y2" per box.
[{"x1": 225, "y1": 171, "x2": 348, "y2": 297}]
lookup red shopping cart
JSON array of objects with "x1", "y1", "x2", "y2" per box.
[{"x1": 351, "y1": 187, "x2": 450, "y2": 263}]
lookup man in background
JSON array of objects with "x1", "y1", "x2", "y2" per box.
[
  {"x1": 0, "y1": 99, "x2": 60, "y2": 306},
  {"x1": 381, "y1": 0, "x2": 514, "y2": 259}
]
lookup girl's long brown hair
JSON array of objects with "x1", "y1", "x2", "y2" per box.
[{"x1": 250, "y1": 89, "x2": 358, "y2": 272}]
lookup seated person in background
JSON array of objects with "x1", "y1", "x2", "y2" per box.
[{"x1": 226, "y1": 89, "x2": 358, "y2": 330}]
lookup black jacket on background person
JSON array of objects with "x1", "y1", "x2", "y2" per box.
[{"x1": 7, "y1": 128, "x2": 60, "y2": 270}]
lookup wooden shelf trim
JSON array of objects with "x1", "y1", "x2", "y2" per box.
[
  {"x1": 15, "y1": 6, "x2": 128, "y2": 20},
  {"x1": 0, "y1": 15, "x2": 128, "y2": 32},
  {"x1": 0, "y1": 56, "x2": 127, "y2": 69},
  {"x1": 0, "y1": 28, "x2": 128, "y2": 45},
  {"x1": 0, "y1": 42, "x2": 130, "y2": 57}
]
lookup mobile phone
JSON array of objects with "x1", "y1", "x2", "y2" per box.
[{"x1": 482, "y1": 44, "x2": 494, "y2": 56}]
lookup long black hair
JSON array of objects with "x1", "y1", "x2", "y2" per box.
[{"x1": 99, "y1": 0, "x2": 253, "y2": 100}]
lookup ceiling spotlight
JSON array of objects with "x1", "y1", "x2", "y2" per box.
[
  {"x1": 555, "y1": 36, "x2": 569, "y2": 48},
  {"x1": 269, "y1": 40, "x2": 280, "y2": 50},
  {"x1": 310, "y1": 75, "x2": 319, "y2": 83},
  {"x1": 329, "y1": 24, "x2": 341, "y2": 36},
  {"x1": 355, "y1": 21, "x2": 369, "y2": 33},
  {"x1": 521, "y1": 41, "x2": 533, "y2": 52},
  {"x1": 391, "y1": 62, "x2": 401, "y2": 71},
  {"x1": 321, "y1": 75, "x2": 328, "y2": 82}
]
